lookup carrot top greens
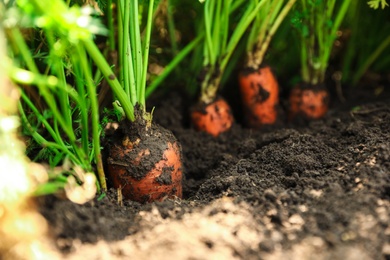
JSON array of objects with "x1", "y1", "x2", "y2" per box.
[
  {"x1": 7, "y1": 0, "x2": 196, "y2": 193},
  {"x1": 245, "y1": 0, "x2": 296, "y2": 69},
  {"x1": 367, "y1": 0, "x2": 389, "y2": 9},
  {"x1": 199, "y1": 0, "x2": 266, "y2": 104},
  {"x1": 292, "y1": 0, "x2": 352, "y2": 85}
]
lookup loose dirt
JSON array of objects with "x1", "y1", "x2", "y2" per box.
[{"x1": 38, "y1": 87, "x2": 390, "y2": 259}]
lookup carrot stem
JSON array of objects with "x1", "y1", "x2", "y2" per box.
[
  {"x1": 296, "y1": 0, "x2": 352, "y2": 85},
  {"x1": 9, "y1": 28, "x2": 77, "y2": 143},
  {"x1": 139, "y1": 0, "x2": 155, "y2": 109},
  {"x1": 353, "y1": 35, "x2": 390, "y2": 86},
  {"x1": 250, "y1": 0, "x2": 296, "y2": 69},
  {"x1": 71, "y1": 56, "x2": 89, "y2": 154},
  {"x1": 146, "y1": 34, "x2": 204, "y2": 98},
  {"x1": 167, "y1": 0, "x2": 178, "y2": 55},
  {"x1": 106, "y1": 0, "x2": 115, "y2": 52},
  {"x1": 200, "y1": 0, "x2": 267, "y2": 103},
  {"x1": 83, "y1": 38, "x2": 135, "y2": 121},
  {"x1": 77, "y1": 44, "x2": 107, "y2": 191},
  {"x1": 122, "y1": 0, "x2": 131, "y2": 97}
]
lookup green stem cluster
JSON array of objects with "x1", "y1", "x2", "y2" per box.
[
  {"x1": 295, "y1": 0, "x2": 352, "y2": 85},
  {"x1": 200, "y1": 0, "x2": 267, "y2": 104},
  {"x1": 9, "y1": 0, "x2": 201, "y2": 193},
  {"x1": 11, "y1": 0, "x2": 106, "y2": 190},
  {"x1": 246, "y1": 0, "x2": 296, "y2": 69},
  {"x1": 342, "y1": 1, "x2": 390, "y2": 86}
]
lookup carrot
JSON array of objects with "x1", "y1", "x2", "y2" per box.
[
  {"x1": 191, "y1": 97, "x2": 234, "y2": 137},
  {"x1": 238, "y1": 0, "x2": 296, "y2": 128},
  {"x1": 190, "y1": 1, "x2": 266, "y2": 137},
  {"x1": 239, "y1": 65, "x2": 279, "y2": 128},
  {"x1": 107, "y1": 117, "x2": 182, "y2": 203},
  {"x1": 289, "y1": 84, "x2": 329, "y2": 120}
]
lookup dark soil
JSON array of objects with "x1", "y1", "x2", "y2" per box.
[{"x1": 38, "y1": 86, "x2": 390, "y2": 259}]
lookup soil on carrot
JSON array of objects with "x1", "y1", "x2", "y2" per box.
[{"x1": 37, "y1": 85, "x2": 390, "y2": 259}]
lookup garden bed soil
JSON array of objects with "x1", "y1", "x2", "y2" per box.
[{"x1": 38, "y1": 86, "x2": 390, "y2": 259}]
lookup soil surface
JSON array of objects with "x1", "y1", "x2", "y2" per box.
[{"x1": 37, "y1": 85, "x2": 390, "y2": 259}]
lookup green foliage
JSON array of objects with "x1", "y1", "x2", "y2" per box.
[
  {"x1": 3, "y1": 0, "x2": 390, "y2": 198},
  {"x1": 292, "y1": 0, "x2": 352, "y2": 85},
  {"x1": 5, "y1": 0, "x2": 107, "y2": 192},
  {"x1": 198, "y1": 0, "x2": 268, "y2": 103},
  {"x1": 245, "y1": 0, "x2": 296, "y2": 69},
  {"x1": 341, "y1": 0, "x2": 390, "y2": 85},
  {"x1": 367, "y1": 0, "x2": 389, "y2": 9}
]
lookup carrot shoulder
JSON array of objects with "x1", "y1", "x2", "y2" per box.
[
  {"x1": 239, "y1": 66, "x2": 279, "y2": 128},
  {"x1": 191, "y1": 97, "x2": 234, "y2": 137}
]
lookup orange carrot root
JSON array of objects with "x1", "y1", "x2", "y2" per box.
[
  {"x1": 289, "y1": 84, "x2": 329, "y2": 120},
  {"x1": 107, "y1": 119, "x2": 182, "y2": 203},
  {"x1": 239, "y1": 66, "x2": 279, "y2": 128},
  {"x1": 191, "y1": 97, "x2": 234, "y2": 137}
]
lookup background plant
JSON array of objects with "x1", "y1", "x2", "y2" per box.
[
  {"x1": 244, "y1": 0, "x2": 296, "y2": 70},
  {"x1": 5, "y1": 0, "x2": 196, "y2": 197},
  {"x1": 341, "y1": 0, "x2": 390, "y2": 86},
  {"x1": 291, "y1": 0, "x2": 352, "y2": 86},
  {"x1": 6, "y1": 0, "x2": 107, "y2": 192},
  {"x1": 198, "y1": 0, "x2": 268, "y2": 104}
]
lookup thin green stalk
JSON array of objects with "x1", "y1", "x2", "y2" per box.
[
  {"x1": 130, "y1": 0, "x2": 143, "y2": 99},
  {"x1": 107, "y1": 0, "x2": 115, "y2": 51},
  {"x1": 118, "y1": 0, "x2": 124, "y2": 86},
  {"x1": 9, "y1": 28, "x2": 76, "y2": 142},
  {"x1": 20, "y1": 91, "x2": 64, "y2": 150},
  {"x1": 220, "y1": 0, "x2": 231, "y2": 56},
  {"x1": 77, "y1": 44, "x2": 106, "y2": 191},
  {"x1": 341, "y1": 0, "x2": 360, "y2": 83},
  {"x1": 93, "y1": 68, "x2": 102, "y2": 88},
  {"x1": 320, "y1": 0, "x2": 351, "y2": 79},
  {"x1": 297, "y1": 0, "x2": 351, "y2": 85},
  {"x1": 221, "y1": 0, "x2": 267, "y2": 72},
  {"x1": 167, "y1": 0, "x2": 178, "y2": 55},
  {"x1": 247, "y1": 2, "x2": 260, "y2": 53},
  {"x1": 122, "y1": 0, "x2": 131, "y2": 97},
  {"x1": 83, "y1": 38, "x2": 135, "y2": 121},
  {"x1": 139, "y1": 0, "x2": 155, "y2": 108},
  {"x1": 118, "y1": 0, "x2": 137, "y2": 106},
  {"x1": 250, "y1": 0, "x2": 296, "y2": 68},
  {"x1": 200, "y1": 0, "x2": 268, "y2": 103},
  {"x1": 71, "y1": 59, "x2": 89, "y2": 154},
  {"x1": 19, "y1": 95, "x2": 82, "y2": 165},
  {"x1": 19, "y1": 103, "x2": 67, "y2": 158},
  {"x1": 44, "y1": 30, "x2": 73, "y2": 128},
  {"x1": 44, "y1": 30, "x2": 88, "y2": 166},
  {"x1": 231, "y1": 0, "x2": 247, "y2": 13},
  {"x1": 145, "y1": 34, "x2": 204, "y2": 98},
  {"x1": 57, "y1": 62, "x2": 72, "y2": 125},
  {"x1": 126, "y1": 34, "x2": 137, "y2": 106},
  {"x1": 300, "y1": 33, "x2": 309, "y2": 83},
  {"x1": 256, "y1": 2, "x2": 272, "y2": 53},
  {"x1": 52, "y1": 115, "x2": 88, "y2": 169},
  {"x1": 204, "y1": 0, "x2": 215, "y2": 66},
  {"x1": 353, "y1": 35, "x2": 390, "y2": 86},
  {"x1": 212, "y1": 0, "x2": 223, "y2": 61}
]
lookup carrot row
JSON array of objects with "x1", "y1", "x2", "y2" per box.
[{"x1": 191, "y1": 66, "x2": 330, "y2": 136}]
